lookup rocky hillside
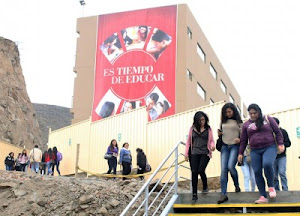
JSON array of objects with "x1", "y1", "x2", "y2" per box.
[
  {"x1": 33, "y1": 103, "x2": 72, "y2": 147},
  {"x1": 0, "y1": 170, "x2": 170, "y2": 216},
  {"x1": 0, "y1": 37, "x2": 42, "y2": 149}
]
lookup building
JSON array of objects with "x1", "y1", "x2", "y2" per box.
[{"x1": 71, "y1": 4, "x2": 246, "y2": 124}]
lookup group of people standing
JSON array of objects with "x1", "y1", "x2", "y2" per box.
[
  {"x1": 185, "y1": 103, "x2": 291, "y2": 204},
  {"x1": 4, "y1": 145, "x2": 63, "y2": 176},
  {"x1": 106, "y1": 139, "x2": 149, "y2": 180}
]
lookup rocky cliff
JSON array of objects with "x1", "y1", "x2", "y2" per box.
[
  {"x1": 33, "y1": 103, "x2": 72, "y2": 146},
  {"x1": 0, "y1": 37, "x2": 42, "y2": 149}
]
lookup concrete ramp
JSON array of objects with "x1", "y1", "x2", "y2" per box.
[{"x1": 169, "y1": 191, "x2": 300, "y2": 215}]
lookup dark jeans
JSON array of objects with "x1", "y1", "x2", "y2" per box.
[
  {"x1": 220, "y1": 144, "x2": 239, "y2": 195},
  {"x1": 190, "y1": 154, "x2": 210, "y2": 194},
  {"x1": 20, "y1": 164, "x2": 27, "y2": 172},
  {"x1": 5, "y1": 165, "x2": 13, "y2": 171},
  {"x1": 251, "y1": 144, "x2": 277, "y2": 198},
  {"x1": 107, "y1": 157, "x2": 117, "y2": 175},
  {"x1": 122, "y1": 161, "x2": 131, "y2": 180},
  {"x1": 137, "y1": 165, "x2": 146, "y2": 180},
  {"x1": 52, "y1": 161, "x2": 61, "y2": 175}
]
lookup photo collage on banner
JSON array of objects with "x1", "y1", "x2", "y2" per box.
[{"x1": 92, "y1": 5, "x2": 177, "y2": 121}]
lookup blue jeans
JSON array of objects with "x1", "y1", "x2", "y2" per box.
[
  {"x1": 31, "y1": 162, "x2": 40, "y2": 173},
  {"x1": 273, "y1": 156, "x2": 288, "y2": 191},
  {"x1": 46, "y1": 161, "x2": 53, "y2": 175},
  {"x1": 251, "y1": 144, "x2": 277, "y2": 198},
  {"x1": 6, "y1": 165, "x2": 13, "y2": 171},
  {"x1": 221, "y1": 144, "x2": 239, "y2": 195},
  {"x1": 241, "y1": 156, "x2": 256, "y2": 192}
]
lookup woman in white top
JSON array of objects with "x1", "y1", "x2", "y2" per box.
[{"x1": 217, "y1": 103, "x2": 242, "y2": 204}]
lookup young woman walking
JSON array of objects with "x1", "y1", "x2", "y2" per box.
[
  {"x1": 185, "y1": 111, "x2": 215, "y2": 202},
  {"x1": 238, "y1": 104, "x2": 284, "y2": 203},
  {"x1": 218, "y1": 103, "x2": 243, "y2": 204}
]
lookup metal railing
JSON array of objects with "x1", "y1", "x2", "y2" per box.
[{"x1": 120, "y1": 141, "x2": 190, "y2": 216}]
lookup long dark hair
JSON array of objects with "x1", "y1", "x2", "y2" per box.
[
  {"x1": 21, "y1": 150, "x2": 27, "y2": 157},
  {"x1": 109, "y1": 139, "x2": 118, "y2": 152},
  {"x1": 193, "y1": 111, "x2": 210, "y2": 131},
  {"x1": 47, "y1": 148, "x2": 53, "y2": 159},
  {"x1": 100, "y1": 101, "x2": 115, "y2": 118},
  {"x1": 138, "y1": 26, "x2": 148, "y2": 41},
  {"x1": 248, "y1": 103, "x2": 264, "y2": 131},
  {"x1": 53, "y1": 147, "x2": 58, "y2": 154},
  {"x1": 221, "y1": 103, "x2": 242, "y2": 124}
]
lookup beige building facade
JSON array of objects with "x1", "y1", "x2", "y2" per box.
[{"x1": 71, "y1": 4, "x2": 246, "y2": 123}]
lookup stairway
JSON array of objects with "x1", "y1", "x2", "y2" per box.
[{"x1": 168, "y1": 191, "x2": 300, "y2": 215}]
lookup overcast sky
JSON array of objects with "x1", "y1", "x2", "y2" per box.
[{"x1": 1, "y1": 0, "x2": 299, "y2": 115}]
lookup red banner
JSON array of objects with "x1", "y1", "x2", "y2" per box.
[{"x1": 92, "y1": 5, "x2": 177, "y2": 121}]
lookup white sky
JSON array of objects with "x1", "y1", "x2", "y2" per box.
[{"x1": 1, "y1": 0, "x2": 300, "y2": 115}]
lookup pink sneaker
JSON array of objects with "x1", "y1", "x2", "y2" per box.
[
  {"x1": 255, "y1": 196, "x2": 268, "y2": 204},
  {"x1": 268, "y1": 187, "x2": 277, "y2": 198}
]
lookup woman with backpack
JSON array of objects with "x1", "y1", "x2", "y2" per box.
[
  {"x1": 52, "y1": 147, "x2": 62, "y2": 176},
  {"x1": 217, "y1": 103, "x2": 243, "y2": 204},
  {"x1": 136, "y1": 148, "x2": 147, "y2": 180},
  {"x1": 238, "y1": 104, "x2": 284, "y2": 204}
]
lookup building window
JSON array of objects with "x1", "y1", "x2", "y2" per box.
[
  {"x1": 229, "y1": 94, "x2": 235, "y2": 104},
  {"x1": 210, "y1": 98, "x2": 214, "y2": 105},
  {"x1": 210, "y1": 63, "x2": 217, "y2": 79},
  {"x1": 186, "y1": 69, "x2": 192, "y2": 81},
  {"x1": 187, "y1": 27, "x2": 192, "y2": 39},
  {"x1": 237, "y1": 105, "x2": 241, "y2": 114},
  {"x1": 220, "y1": 80, "x2": 227, "y2": 94},
  {"x1": 197, "y1": 83, "x2": 206, "y2": 100},
  {"x1": 197, "y1": 43, "x2": 205, "y2": 62}
]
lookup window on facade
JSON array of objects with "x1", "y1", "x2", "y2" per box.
[
  {"x1": 197, "y1": 43, "x2": 205, "y2": 62},
  {"x1": 229, "y1": 94, "x2": 235, "y2": 104},
  {"x1": 210, "y1": 98, "x2": 214, "y2": 105},
  {"x1": 210, "y1": 63, "x2": 217, "y2": 79},
  {"x1": 187, "y1": 27, "x2": 192, "y2": 39},
  {"x1": 237, "y1": 105, "x2": 241, "y2": 114},
  {"x1": 220, "y1": 80, "x2": 227, "y2": 94},
  {"x1": 186, "y1": 69, "x2": 192, "y2": 81},
  {"x1": 197, "y1": 83, "x2": 206, "y2": 100}
]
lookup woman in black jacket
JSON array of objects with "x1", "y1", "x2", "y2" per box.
[
  {"x1": 136, "y1": 148, "x2": 147, "y2": 180},
  {"x1": 5, "y1": 152, "x2": 15, "y2": 171}
]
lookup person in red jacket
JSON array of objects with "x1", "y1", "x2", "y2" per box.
[{"x1": 45, "y1": 148, "x2": 55, "y2": 175}]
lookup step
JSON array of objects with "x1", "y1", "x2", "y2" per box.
[
  {"x1": 171, "y1": 191, "x2": 300, "y2": 214},
  {"x1": 169, "y1": 213, "x2": 300, "y2": 216}
]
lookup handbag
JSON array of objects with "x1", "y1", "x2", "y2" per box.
[
  {"x1": 145, "y1": 158, "x2": 151, "y2": 172},
  {"x1": 104, "y1": 153, "x2": 113, "y2": 160},
  {"x1": 145, "y1": 163, "x2": 151, "y2": 172},
  {"x1": 216, "y1": 136, "x2": 223, "y2": 152}
]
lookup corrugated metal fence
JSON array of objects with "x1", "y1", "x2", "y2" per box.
[
  {"x1": 0, "y1": 141, "x2": 25, "y2": 170},
  {"x1": 47, "y1": 102, "x2": 300, "y2": 191}
]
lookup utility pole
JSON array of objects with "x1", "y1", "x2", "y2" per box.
[{"x1": 79, "y1": 0, "x2": 86, "y2": 17}]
